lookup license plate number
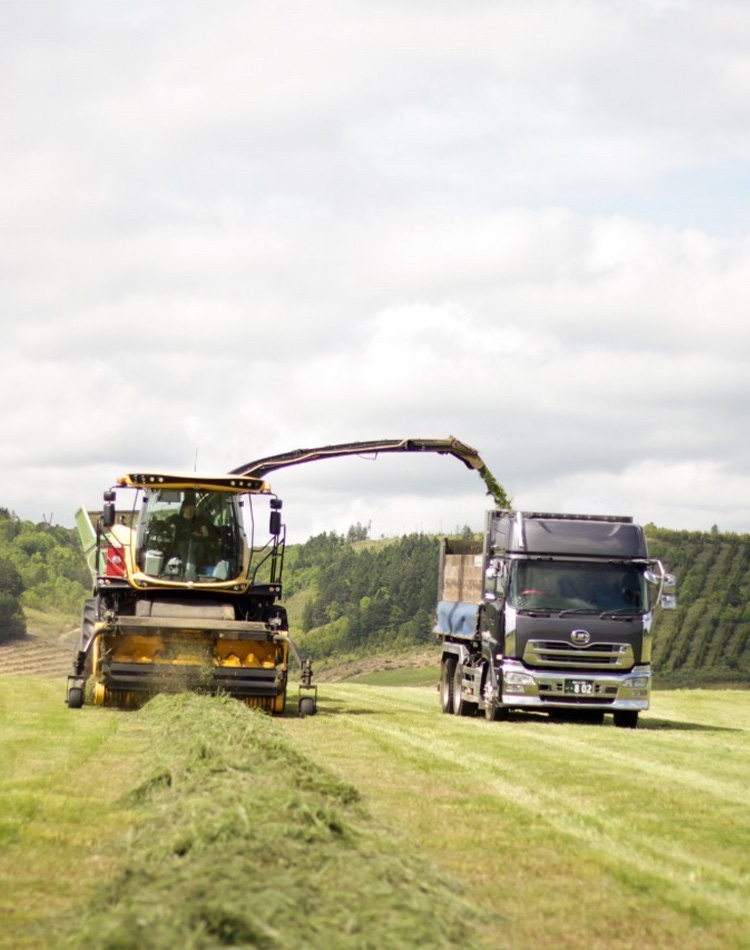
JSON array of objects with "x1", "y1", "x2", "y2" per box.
[{"x1": 565, "y1": 679, "x2": 594, "y2": 695}]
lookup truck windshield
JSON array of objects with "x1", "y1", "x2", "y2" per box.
[
  {"x1": 136, "y1": 489, "x2": 242, "y2": 583},
  {"x1": 509, "y1": 561, "x2": 649, "y2": 614}
]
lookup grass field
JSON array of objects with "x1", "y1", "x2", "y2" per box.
[{"x1": 2, "y1": 673, "x2": 750, "y2": 948}]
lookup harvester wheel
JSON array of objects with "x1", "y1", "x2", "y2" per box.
[
  {"x1": 78, "y1": 599, "x2": 99, "y2": 677},
  {"x1": 272, "y1": 691, "x2": 287, "y2": 715},
  {"x1": 298, "y1": 696, "x2": 316, "y2": 718},
  {"x1": 67, "y1": 687, "x2": 84, "y2": 709}
]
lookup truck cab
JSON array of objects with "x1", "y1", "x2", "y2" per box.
[{"x1": 436, "y1": 511, "x2": 676, "y2": 728}]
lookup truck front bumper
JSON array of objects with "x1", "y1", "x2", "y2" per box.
[{"x1": 500, "y1": 661, "x2": 651, "y2": 711}]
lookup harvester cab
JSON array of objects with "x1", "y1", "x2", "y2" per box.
[{"x1": 69, "y1": 437, "x2": 503, "y2": 715}]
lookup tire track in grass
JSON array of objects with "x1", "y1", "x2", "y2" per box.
[
  {"x1": 342, "y1": 686, "x2": 750, "y2": 808},
  {"x1": 319, "y1": 685, "x2": 750, "y2": 928}
]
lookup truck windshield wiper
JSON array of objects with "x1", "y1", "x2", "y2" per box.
[
  {"x1": 516, "y1": 607, "x2": 554, "y2": 616},
  {"x1": 557, "y1": 608, "x2": 600, "y2": 617}
]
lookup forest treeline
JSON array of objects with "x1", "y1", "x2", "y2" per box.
[
  {"x1": 0, "y1": 508, "x2": 90, "y2": 642},
  {"x1": 1, "y1": 505, "x2": 749, "y2": 686},
  {"x1": 647, "y1": 525, "x2": 750, "y2": 685},
  {"x1": 283, "y1": 524, "x2": 440, "y2": 661}
]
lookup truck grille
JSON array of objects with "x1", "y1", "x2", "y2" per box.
[{"x1": 523, "y1": 640, "x2": 634, "y2": 670}]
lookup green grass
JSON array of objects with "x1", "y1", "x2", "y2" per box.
[
  {"x1": 284, "y1": 686, "x2": 750, "y2": 949},
  {"x1": 63, "y1": 693, "x2": 486, "y2": 950},
  {"x1": 0, "y1": 681, "x2": 487, "y2": 949},
  {"x1": 0, "y1": 677, "x2": 144, "y2": 948},
  {"x1": 5, "y1": 677, "x2": 750, "y2": 948},
  {"x1": 23, "y1": 607, "x2": 79, "y2": 640},
  {"x1": 345, "y1": 665, "x2": 439, "y2": 687}
]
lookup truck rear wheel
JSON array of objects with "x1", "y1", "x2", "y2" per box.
[
  {"x1": 452, "y1": 663, "x2": 476, "y2": 717},
  {"x1": 613, "y1": 711, "x2": 639, "y2": 729},
  {"x1": 440, "y1": 657, "x2": 456, "y2": 714}
]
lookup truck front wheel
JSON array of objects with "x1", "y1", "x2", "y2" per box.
[
  {"x1": 440, "y1": 657, "x2": 456, "y2": 714},
  {"x1": 613, "y1": 711, "x2": 639, "y2": 729}
]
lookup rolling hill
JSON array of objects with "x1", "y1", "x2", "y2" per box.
[{"x1": 1, "y1": 509, "x2": 749, "y2": 687}]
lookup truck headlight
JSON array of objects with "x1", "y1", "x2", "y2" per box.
[
  {"x1": 505, "y1": 671, "x2": 535, "y2": 686},
  {"x1": 624, "y1": 675, "x2": 649, "y2": 689}
]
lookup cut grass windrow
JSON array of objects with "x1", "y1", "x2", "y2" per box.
[{"x1": 56, "y1": 692, "x2": 492, "y2": 950}]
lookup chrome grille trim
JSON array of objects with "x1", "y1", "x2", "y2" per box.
[{"x1": 524, "y1": 639, "x2": 634, "y2": 669}]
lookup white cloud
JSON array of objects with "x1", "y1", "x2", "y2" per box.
[{"x1": 1, "y1": 0, "x2": 749, "y2": 539}]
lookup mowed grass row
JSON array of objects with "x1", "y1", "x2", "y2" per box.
[
  {"x1": 0, "y1": 678, "x2": 487, "y2": 949},
  {"x1": 283, "y1": 682, "x2": 750, "y2": 949},
  {"x1": 0, "y1": 677, "x2": 146, "y2": 947},
  {"x1": 3, "y1": 674, "x2": 750, "y2": 949}
]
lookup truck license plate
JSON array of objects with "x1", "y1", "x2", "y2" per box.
[{"x1": 565, "y1": 679, "x2": 594, "y2": 695}]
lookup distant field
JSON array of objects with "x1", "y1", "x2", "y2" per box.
[
  {"x1": 344, "y1": 664, "x2": 439, "y2": 687},
  {"x1": 2, "y1": 677, "x2": 750, "y2": 948}
]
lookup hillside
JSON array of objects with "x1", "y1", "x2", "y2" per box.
[
  {"x1": 1, "y1": 507, "x2": 750, "y2": 688},
  {"x1": 647, "y1": 526, "x2": 750, "y2": 686},
  {"x1": 0, "y1": 508, "x2": 90, "y2": 643},
  {"x1": 284, "y1": 527, "x2": 440, "y2": 667}
]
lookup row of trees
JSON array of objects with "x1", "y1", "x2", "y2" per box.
[
  {"x1": 0, "y1": 507, "x2": 91, "y2": 642},
  {"x1": 647, "y1": 526, "x2": 750, "y2": 684},
  {"x1": 284, "y1": 529, "x2": 440, "y2": 659}
]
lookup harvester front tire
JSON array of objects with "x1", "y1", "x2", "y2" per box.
[
  {"x1": 78, "y1": 599, "x2": 98, "y2": 677},
  {"x1": 67, "y1": 687, "x2": 84, "y2": 709},
  {"x1": 298, "y1": 696, "x2": 316, "y2": 718}
]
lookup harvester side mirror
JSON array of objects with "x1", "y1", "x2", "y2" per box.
[
  {"x1": 102, "y1": 491, "x2": 116, "y2": 528},
  {"x1": 269, "y1": 510, "x2": 282, "y2": 536}
]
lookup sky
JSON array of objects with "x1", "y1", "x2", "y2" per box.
[{"x1": 2, "y1": 0, "x2": 750, "y2": 541}]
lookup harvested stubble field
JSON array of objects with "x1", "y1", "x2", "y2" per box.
[{"x1": 1, "y1": 671, "x2": 750, "y2": 949}]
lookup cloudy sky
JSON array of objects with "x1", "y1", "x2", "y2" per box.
[{"x1": 2, "y1": 0, "x2": 750, "y2": 540}]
